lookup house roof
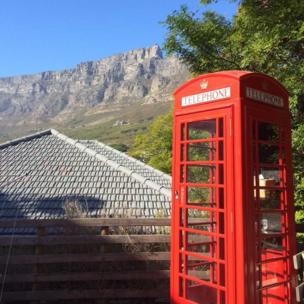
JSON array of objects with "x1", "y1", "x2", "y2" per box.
[
  {"x1": 79, "y1": 140, "x2": 171, "y2": 189},
  {"x1": 0, "y1": 129, "x2": 171, "y2": 220}
]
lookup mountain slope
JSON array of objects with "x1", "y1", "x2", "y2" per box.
[{"x1": 0, "y1": 45, "x2": 189, "y2": 144}]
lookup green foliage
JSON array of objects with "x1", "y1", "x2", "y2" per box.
[
  {"x1": 110, "y1": 143, "x2": 128, "y2": 152},
  {"x1": 162, "y1": 0, "x2": 304, "y2": 226},
  {"x1": 132, "y1": 2, "x2": 304, "y2": 228},
  {"x1": 164, "y1": 7, "x2": 236, "y2": 74},
  {"x1": 63, "y1": 102, "x2": 171, "y2": 147},
  {"x1": 164, "y1": 1, "x2": 304, "y2": 82},
  {"x1": 129, "y1": 110, "x2": 173, "y2": 174},
  {"x1": 293, "y1": 123, "x2": 304, "y2": 215}
]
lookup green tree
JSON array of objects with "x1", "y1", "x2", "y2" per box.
[
  {"x1": 130, "y1": 0, "x2": 304, "y2": 230},
  {"x1": 163, "y1": 0, "x2": 304, "y2": 226},
  {"x1": 110, "y1": 143, "x2": 128, "y2": 152},
  {"x1": 129, "y1": 111, "x2": 173, "y2": 174},
  {"x1": 163, "y1": 0, "x2": 304, "y2": 125}
]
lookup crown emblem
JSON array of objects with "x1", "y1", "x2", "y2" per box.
[{"x1": 200, "y1": 79, "x2": 208, "y2": 90}]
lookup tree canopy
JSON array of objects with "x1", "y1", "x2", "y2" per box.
[
  {"x1": 164, "y1": 0, "x2": 304, "y2": 116},
  {"x1": 129, "y1": 110, "x2": 172, "y2": 174},
  {"x1": 130, "y1": 0, "x2": 304, "y2": 226}
]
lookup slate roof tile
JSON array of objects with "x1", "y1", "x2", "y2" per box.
[{"x1": 0, "y1": 129, "x2": 171, "y2": 221}]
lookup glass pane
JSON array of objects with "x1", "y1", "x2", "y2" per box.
[
  {"x1": 219, "y1": 118, "x2": 224, "y2": 137},
  {"x1": 187, "y1": 209, "x2": 216, "y2": 232},
  {"x1": 260, "y1": 213, "x2": 283, "y2": 234},
  {"x1": 187, "y1": 165, "x2": 215, "y2": 184},
  {"x1": 256, "y1": 264, "x2": 262, "y2": 289},
  {"x1": 261, "y1": 257, "x2": 287, "y2": 287},
  {"x1": 188, "y1": 120, "x2": 216, "y2": 140},
  {"x1": 187, "y1": 142, "x2": 215, "y2": 161},
  {"x1": 219, "y1": 164, "x2": 224, "y2": 184},
  {"x1": 186, "y1": 279, "x2": 217, "y2": 304},
  {"x1": 261, "y1": 284, "x2": 287, "y2": 303},
  {"x1": 179, "y1": 252, "x2": 185, "y2": 272},
  {"x1": 219, "y1": 238, "x2": 225, "y2": 260},
  {"x1": 219, "y1": 212, "x2": 225, "y2": 234},
  {"x1": 220, "y1": 290, "x2": 226, "y2": 303},
  {"x1": 259, "y1": 190, "x2": 282, "y2": 209},
  {"x1": 179, "y1": 277, "x2": 184, "y2": 297},
  {"x1": 219, "y1": 141, "x2": 224, "y2": 160},
  {"x1": 219, "y1": 188, "x2": 224, "y2": 209},
  {"x1": 180, "y1": 165, "x2": 185, "y2": 182},
  {"x1": 258, "y1": 144, "x2": 279, "y2": 164},
  {"x1": 259, "y1": 168, "x2": 281, "y2": 186},
  {"x1": 261, "y1": 236, "x2": 283, "y2": 251},
  {"x1": 186, "y1": 232, "x2": 213, "y2": 255},
  {"x1": 257, "y1": 249, "x2": 287, "y2": 304},
  {"x1": 258, "y1": 122, "x2": 279, "y2": 141},
  {"x1": 181, "y1": 123, "x2": 185, "y2": 140},
  {"x1": 181, "y1": 144, "x2": 185, "y2": 161},
  {"x1": 219, "y1": 264, "x2": 225, "y2": 286},
  {"x1": 187, "y1": 187, "x2": 215, "y2": 206},
  {"x1": 259, "y1": 246, "x2": 285, "y2": 262},
  {"x1": 180, "y1": 209, "x2": 185, "y2": 227},
  {"x1": 186, "y1": 258, "x2": 215, "y2": 281}
]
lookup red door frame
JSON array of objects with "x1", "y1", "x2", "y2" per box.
[{"x1": 171, "y1": 105, "x2": 236, "y2": 304}]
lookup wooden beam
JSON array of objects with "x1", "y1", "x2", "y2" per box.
[
  {"x1": 0, "y1": 234, "x2": 170, "y2": 246},
  {"x1": 0, "y1": 218, "x2": 171, "y2": 228},
  {"x1": 0, "y1": 251, "x2": 170, "y2": 264},
  {"x1": 4, "y1": 270, "x2": 170, "y2": 283},
  {"x1": 2, "y1": 289, "x2": 168, "y2": 301}
]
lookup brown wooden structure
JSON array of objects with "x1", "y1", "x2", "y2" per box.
[
  {"x1": 0, "y1": 218, "x2": 303, "y2": 303},
  {"x1": 0, "y1": 218, "x2": 171, "y2": 303}
]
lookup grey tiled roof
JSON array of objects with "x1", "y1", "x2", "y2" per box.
[
  {"x1": 0, "y1": 129, "x2": 171, "y2": 221},
  {"x1": 80, "y1": 140, "x2": 171, "y2": 189}
]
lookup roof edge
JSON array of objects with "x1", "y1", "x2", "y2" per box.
[
  {"x1": 0, "y1": 129, "x2": 52, "y2": 150},
  {"x1": 91, "y1": 140, "x2": 172, "y2": 181},
  {"x1": 51, "y1": 130, "x2": 172, "y2": 199}
]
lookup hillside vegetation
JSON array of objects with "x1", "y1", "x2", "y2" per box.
[{"x1": 63, "y1": 102, "x2": 172, "y2": 148}]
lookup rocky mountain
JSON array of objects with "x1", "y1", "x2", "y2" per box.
[{"x1": 0, "y1": 45, "x2": 189, "y2": 143}]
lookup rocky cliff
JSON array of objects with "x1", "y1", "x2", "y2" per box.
[{"x1": 0, "y1": 45, "x2": 189, "y2": 134}]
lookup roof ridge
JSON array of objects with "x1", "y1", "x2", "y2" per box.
[
  {"x1": 90, "y1": 140, "x2": 172, "y2": 181},
  {"x1": 51, "y1": 130, "x2": 171, "y2": 199},
  {"x1": 0, "y1": 129, "x2": 52, "y2": 150}
]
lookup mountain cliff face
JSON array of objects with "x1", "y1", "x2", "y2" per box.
[
  {"x1": 0, "y1": 45, "x2": 189, "y2": 128},
  {"x1": 0, "y1": 45, "x2": 190, "y2": 145}
]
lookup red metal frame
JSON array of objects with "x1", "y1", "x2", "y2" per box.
[{"x1": 171, "y1": 71, "x2": 297, "y2": 304}]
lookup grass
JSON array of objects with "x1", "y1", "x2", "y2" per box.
[{"x1": 60, "y1": 101, "x2": 172, "y2": 147}]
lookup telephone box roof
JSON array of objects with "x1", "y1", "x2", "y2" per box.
[{"x1": 174, "y1": 70, "x2": 288, "y2": 95}]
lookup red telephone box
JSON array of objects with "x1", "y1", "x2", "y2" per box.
[{"x1": 171, "y1": 71, "x2": 297, "y2": 304}]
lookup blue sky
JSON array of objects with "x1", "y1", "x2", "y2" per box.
[{"x1": 0, "y1": 0, "x2": 238, "y2": 77}]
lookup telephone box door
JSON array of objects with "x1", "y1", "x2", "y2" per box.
[
  {"x1": 245, "y1": 107, "x2": 296, "y2": 304},
  {"x1": 172, "y1": 107, "x2": 234, "y2": 304}
]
